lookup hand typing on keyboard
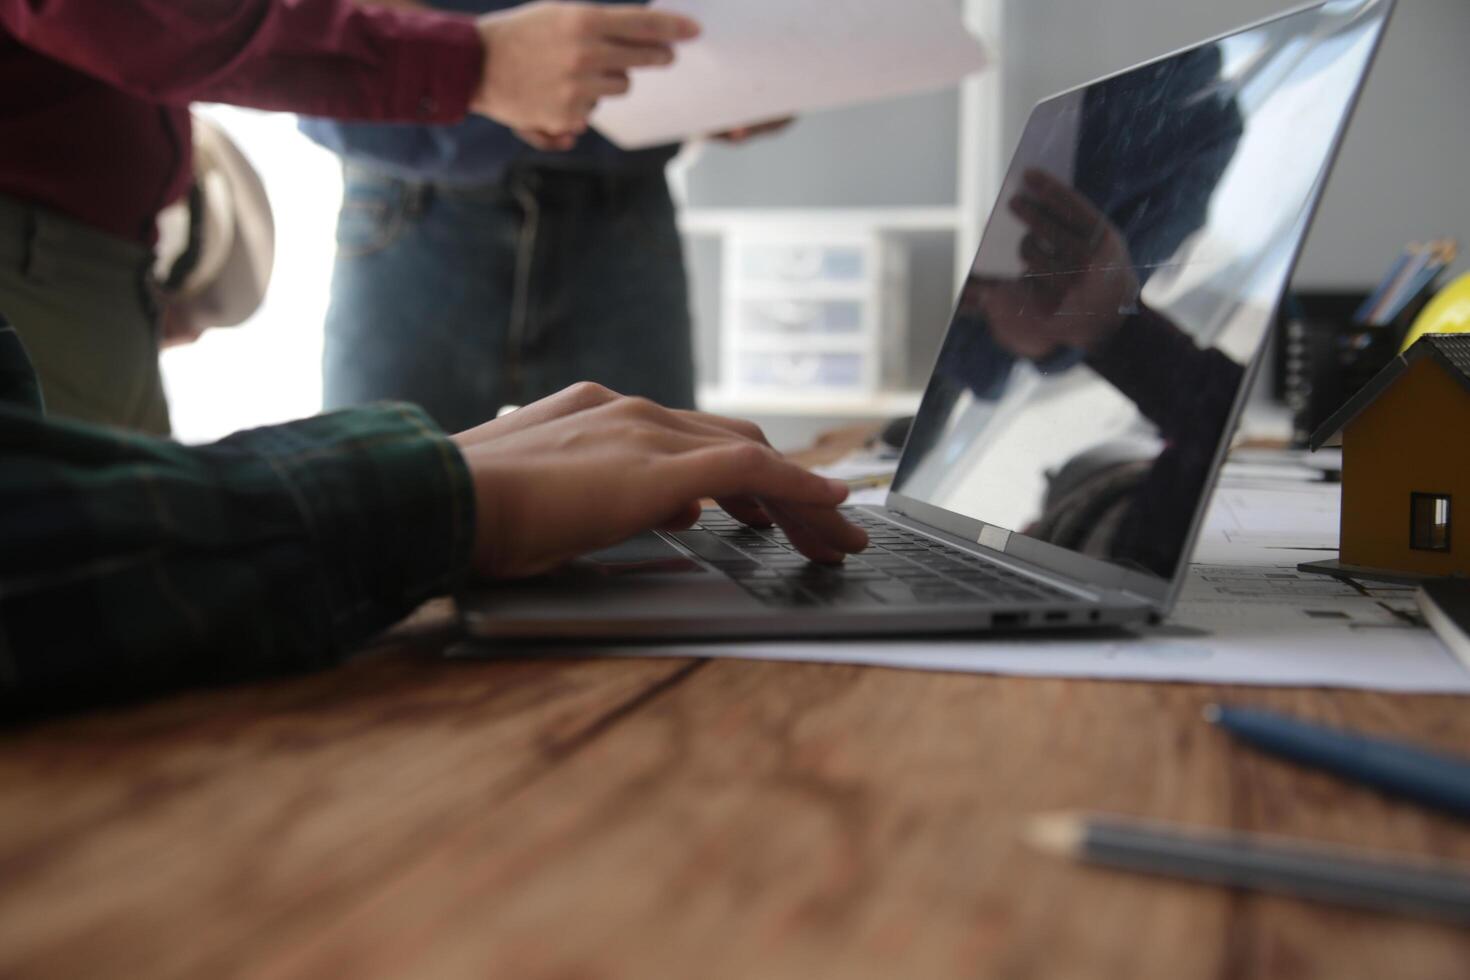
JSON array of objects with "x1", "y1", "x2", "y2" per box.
[
  {"x1": 452, "y1": 383, "x2": 870, "y2": 578},
  {"x1": 693, "y1": 512, "x2": 1070, "y2": 609}
]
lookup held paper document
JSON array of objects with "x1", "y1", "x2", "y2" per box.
[{"x1": 590, "y1": 0, "x2": 989, "y2": 150}]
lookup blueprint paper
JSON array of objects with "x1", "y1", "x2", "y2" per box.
[
  {"x1": 590, "y1": 0, "x2": 988, "y2": 149},
  {"x1": 612, "y1": 563, "x2": 1470, "y2": 693}
]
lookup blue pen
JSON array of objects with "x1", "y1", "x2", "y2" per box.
[{"x1": 1205, "y1": 705, "x2": 1470, "y2": 821}]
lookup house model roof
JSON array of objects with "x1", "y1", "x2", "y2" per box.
[{"x1": 1309, "y1": 334, "x2": 1470, "y2": 450}]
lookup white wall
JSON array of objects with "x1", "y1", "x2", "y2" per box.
[{"x1": 160, "y1": 108, "x2": 341, "y2": 444}]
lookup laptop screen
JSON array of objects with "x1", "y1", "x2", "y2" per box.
[{"x1": 889, "y1": 0, "x2": 1391, "y2": 596}]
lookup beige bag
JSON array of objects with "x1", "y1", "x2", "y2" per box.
[{"x1": 153, "y1": 115, "x2": 276, "y2": 345}]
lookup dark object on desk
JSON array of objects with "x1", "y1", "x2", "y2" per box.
[
  {"x1": 1028, "y1": 812, "x2": 1470, "y2": 924},
  {"x1": 1205, "y1": 704, "x2": 1470, "y2": 821},
  {"x1": 1300, "y1": 333, "x2": 1470, "y2": 582},
  {"x1": 1278, "y1": 241, "x2": 1456, "y2": 449},
  {"x1": 1418, "y1": 579, "x2": 1470, "y2": 673},
  {"x1": 878, "y1": 414, "x2": 913, "y2": 452},
  {"x1": 1274, "y1": 291, "x2": 1407, "y2": 449}
]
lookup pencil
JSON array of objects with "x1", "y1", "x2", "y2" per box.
[
  {"x1": 1353, "y1": 244, "x2": 1415, "y2": 325},
  {"x1": 1205, "y1": 704, "x2": 1470, "y2": 820},
  {"x1": 1027, "y1": 812, "x2": 1470, "y2": 923},
  {"x1": 843, "y1": 473, "x2": 893, "y2": 490},
  {"x1": 1365, "y1": 243, "x2": 1429, "y2": 326}
]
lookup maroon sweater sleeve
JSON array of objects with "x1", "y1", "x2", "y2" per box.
[{"x1": 0, "y1": 0, "x2": 483, "y2": 123}]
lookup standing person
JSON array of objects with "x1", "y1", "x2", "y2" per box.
[
  {"x1": 303, "y1": 0, "x2": 788, "y2": 433},
  {"x1": 0, "y1": 0, "x2": 699, "y2": 435}
]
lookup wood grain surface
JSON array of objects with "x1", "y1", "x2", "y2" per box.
[{"x1": 1, "y1": 627, "x2": 1468, "y2": 979}]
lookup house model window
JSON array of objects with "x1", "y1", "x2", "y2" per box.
[{"x1": 1410, "y1": 493, "x2": 1452, "y2": 552}]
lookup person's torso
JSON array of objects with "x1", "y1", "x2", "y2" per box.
[
  {"x1": 298, "y1": 0, "x2": 678, "y2": 186},
  {"x1": 0, "y1": 30, "x2": 190, "y2": 245}
]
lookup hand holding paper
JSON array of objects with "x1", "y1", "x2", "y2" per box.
[
  {"x1": 590, "y1": 0, "x2": 988, "y2": 149},
  {"x1": 472, "y1": 2, "x2": 700, "y2": 137}
]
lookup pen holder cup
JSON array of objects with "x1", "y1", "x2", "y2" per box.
[{"x1": 1277, "y1": 290, "x2": 1431, "y2": 449}]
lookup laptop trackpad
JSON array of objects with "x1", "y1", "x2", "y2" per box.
[{"x1": 577, "y1": 531, "x2": 705, "y2": 575}]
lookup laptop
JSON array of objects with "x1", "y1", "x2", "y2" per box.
[{"x1": 460, "y1": 0, "x2": 1395, "y2": 641}]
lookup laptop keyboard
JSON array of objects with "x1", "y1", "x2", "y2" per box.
[{"x1": 677, "y1": 512, "x2": 1074, "y2": 609}]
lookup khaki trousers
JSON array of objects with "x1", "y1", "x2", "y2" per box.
[{"x1": 0, "y1": 194, "x2": 170, "y2": 435}]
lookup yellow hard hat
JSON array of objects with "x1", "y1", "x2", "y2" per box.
[{"x1": 1401, "y1": 269, "x2": 1470, "y2": 352}]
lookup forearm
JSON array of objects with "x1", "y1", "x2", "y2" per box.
[
  {"x1": 1086, "y1": 307, "x2": 1244, "y2": 440},
  {"x1": 0, "y1": 0, "x2": 483, "y2": 123},
  {"x1": 0, "y1": 403, "x2": 474, "y2": 711}
]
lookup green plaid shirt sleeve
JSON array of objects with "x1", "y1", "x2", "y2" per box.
[{"x1": 0, "y1": 320, "x2": 475, "y2": 708}]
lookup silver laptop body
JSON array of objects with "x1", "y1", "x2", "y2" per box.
[{"x1": 460, "y1": 0, "x2": 1394, "y2": 641}]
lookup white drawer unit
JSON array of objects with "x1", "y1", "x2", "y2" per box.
[
  {"x1": 736, "y1": 350, "x2": 867, "y2": 390},
  {"x1": 736, "y1": 297, "x2": 866, "y2": 338},
  {"x1": 737, "y1": 240, "x2": 868, "y2": 284},
  {"x1": 720, "y1": 230, "x2": 908, "y2": 397},
  {"x1": 676, "y1": 0, "x2": 1004, "y2": 423}
]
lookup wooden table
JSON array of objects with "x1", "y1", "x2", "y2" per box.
[{"x1": 2, "y1": 604, "x2": 1468, "y2": 979}]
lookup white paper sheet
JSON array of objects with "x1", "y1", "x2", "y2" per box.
[
  {"x1": 611, "y1": 561, "x2": 1470, "y2": 693},
  {"x1": 814, "y1": 449, "x2": 898, "y2": 506},
  {"x1": 1191, "y1": 482, "x2": 1342, "y2": 565},
  {"x1": 590, "y1": 0, "x2": 988, "y2": 150}
]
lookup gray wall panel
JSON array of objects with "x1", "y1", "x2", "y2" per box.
[
  {"x1": 683, "y1": 90, "x2": 960, "y2": 209},
  {"x1": 998, "y1": 0, "x2": 1470, "y2": 286}
]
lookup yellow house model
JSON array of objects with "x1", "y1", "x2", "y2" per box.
[{"x1": 1305, "y1": 334, "x2": 1470, "y2": 581}]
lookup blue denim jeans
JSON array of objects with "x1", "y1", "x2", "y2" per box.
[{"x1": 323, "y1": 164, "x2": 695, "y2": 433}]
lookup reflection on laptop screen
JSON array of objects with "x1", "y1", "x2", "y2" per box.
[{"x1": 890, "y1": 0, "x2": 1390, "y2": 587}]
